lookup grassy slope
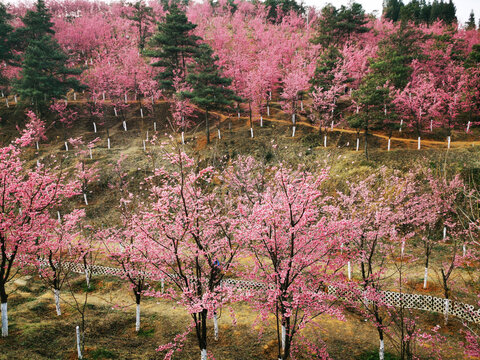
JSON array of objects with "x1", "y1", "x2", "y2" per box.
[{"x1": 1, "y1": 102, "x2": 479, "y2": 359}]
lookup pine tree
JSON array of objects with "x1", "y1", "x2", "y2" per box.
[
  {"x1": 125, "y1": 1, "x2": 155, "y2": 53},
  {"x1": 348, "y1": 73, "x2": 391, "y2": 160},
  {"x1": 15, "y1": 0, "x2": 54, "y2": 47},
  {"x1": 147, "y1": 4, "x2": 200, "y2": 93},
  {"x1": 14, "y1": 0, "x2": 82, "y2": 113},
  {"x1": 383, "y1": 0, "x2": 404, "y2": 22},
  {"x1": 314, "y1": 3, "x2": 369, "y2": 47},
  {"x1": 0, "y1": 4, "x2": 14, "y2": 86},
  {"x1": 466, "y1": 10, "x2": 476, "y2": 30},
  {"x1": 183, "y1": 44, "x2": 240, "y2": 144}
]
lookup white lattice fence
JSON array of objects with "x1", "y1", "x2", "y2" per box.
[{"x1": 49, "y1": 261, "x2": 480, "y2": 324}]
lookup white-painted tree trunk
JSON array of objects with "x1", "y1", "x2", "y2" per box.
[
  {"x1": 260, "y1": 116, "x2": 263, "y2": 127},
  {"x1": 300, "y1": 101, "x2": 304, "y2": 111},
  {"x1": 324, "y1": 135, "x2": 327, "y2": 148},
  {"x1": 387, "y1": 138, "x2": 391, "y2": 151},
  {"x1": 356, "y1": 138, "x2": 359, "y2": 151},
  {"x1": 93, "y1": 122, "x2": 97, "y2": 133},
  {"x1": 401, "y1": 240, "x2": 405, "y2": 258},
  {"x1": 114, "y1": 107, "x2": 118, "y2": 117},
  {"x1": 463, "y1": 243, "x2": 466, "y2": 257},
  {"x1": 423, "y1": 267, "x2": 428, "y2": 289},
  {"x1": 123, "y1": 121, "x2": 127, "y2": 131},
  {"x1": 281, "y1": 325, "x2": 286, "y2": 351},
  {"x1": 201, "y1": 349, "x2": 207, "y2": 360},
  {"x1": 399, "y1": 119, "x2": 403, "y2": 132},
  {"x1": 36, "y1": 141, "x2": 39, "y2": 150},
  {"x1": 57, "y1": 211, "x2": 61, "y2": 223},
  {"x1": 76, "y1": 326, "x2": 82, "y2": 359},
  {"x1": 102, "y1": 92, "x2": 105, "y2": 101},
  {"x1": 292, "y1": 126, "x2": 296, "y2": 137},
  {"x1": 143, "y1": 140, "x2": 146, "y2": 152},
  {"x1": 5, "y1": 98, "x2": 8, "y2": 107},
  {"x1": 218, "y1": 129, "x2": 221, "y2": 139},
  {"x1": 89, "y1": 148, "x2": 92, "y2": 159},
  {"x1": 37, "y1": 160, "x2": 40, "y2": 167},
  {"x1": 125, "y1": 93, "x2": 128, "y2": 103},
  {"x1": 379, "y1": 339, "x2": 385, "y2": 360},
  {"x1": 447, "y1": 136, "x2": 451, "y2": 149},
  {"x1": 443, "y1": 226, "x2": 447, "y2": 240},
  {"x1": 467, "y1": 121, "x2": 471, "y2": 133},
  {"x1": 292, "y1": 113, "x2": 295, "y2": 124},
  {"x1": 267, "y1": 106, "x2": 270, "y2": 116},
  {"x1": 135, "y1": 304, "x2": 140, "y2": 332},
  {"x1": 331, "y1": 121, "x2": 334, "y2": 130},
  {"x1": 250, "y1": 128, "x2": 254, "y2": 138},
  {"x1": 140, "y1": 108, "x2": 143, "y2": 118},
  {"x1": 237, "y1": 112, "x2": 240, "y2": 118},
  {"x1": 65, "y1": 142, "x2": 69, "y2": 151},
  {"x1": 269, "y1": 91, "x2": 272, "y2": 100},
  {"x1": 146, "y1": 131, "x2": 149, "y2": 141},
  {"x1": 54, "y1": 289, "x2": 61, "y2": 316},
  {"x1": 181, "y1": 132, "x2": 184, "y2": 144},
  {"x1": 1, "y1": 303, "x2": 8, "y2": 337},
  {"x1": 444, "y1": 299, "x2": 450, "y2": 325},
  {"x1": 161, "y1": 278, "x2": 165, "y2": 293},
  {"x1": 107, "y1": 138, "x2": 111, "y2": 149},
  {"x1": 430, "y1": 120, "x2": 433, "y2": 132},
  {"x1": 347, "y1": 261, "x2": 352, "y2": 280},
  {"x1": 213, "y1": 312, "x2": 218, "y2": 341},
  {"x1": 1, "y1": 91, "x2": 4, "y2": 97},
  {"x1": 83, "y1": 193, "x2": 88, "y2": 206},
  {"x1": 65, "y1": 99, "x2": 68, "y2": 106},
  {"x1": 85, "y1": 268, "x2": 90, "y2": 288},
  {"x1": 74, "y1": 92, "x2": 77, "y2": 101},
  {"x1": 154, "y1": 122, "x2": 157, "y2": 132}
]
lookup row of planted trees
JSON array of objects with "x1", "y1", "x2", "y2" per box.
[
  {"x1": 2, "y1": 1, "x2": 480, "y2": 158},
  {"x1": 2, "y1": 123, "x2": 480, "y2": 359}
]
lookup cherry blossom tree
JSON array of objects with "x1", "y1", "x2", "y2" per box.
[
  {"x1": 0, "y1": 142, "x2": 79, "y2": 337},
  {"x1": 233, "y1": 158, "x2": 350, "y2": 360},
  {"x1": 34, "y1": 208, "x2": 86, "y2": 316},
  {"x1": 136, "y1": 149, "x2": 240, "y2": 360}
]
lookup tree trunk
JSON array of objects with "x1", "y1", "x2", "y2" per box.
[
  {"x1": 135, "y1": 292, "x2": 141, "y2": 332},
  {"x1": 423, "y1": 255, "x2": 429, "y2": 289},
  {"x1": 1, "y1": 284, "x2": 7, "y2": 337},
  {"x1": 205, "y1": 110, "x2": 210, "y2": 144},
  {"x1": 378, "y1": 328, "x2": 384, "y2": 360},
  {"x1": 213, "y1": 311, "x2": 218, "y2": 341},
  {"x1": 1, "y1": 301, "x2": 7, "y2": 337},
  {"x1": 364, "y1": 125, "x2": 369, "y2": 160},
  {"x1": 54, "y1": 288, "x2": 61, "y2": 316}
]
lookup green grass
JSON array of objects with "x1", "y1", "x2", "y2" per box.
[{"x1": 90, "y1": 348, "x2": 118, "y2": 359}]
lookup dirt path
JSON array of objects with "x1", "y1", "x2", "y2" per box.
[{"x1": 4, "y1": 97, "x2": 478, "y2": 150}]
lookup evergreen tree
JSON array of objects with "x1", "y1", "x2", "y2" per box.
[
  {"x1": 383, "y1": 0, "x2": 404, "y2": 22},
  {"x1": 347, "y1": 77, "x2": 390, "y2": 160},
  {"x1": 466, "y1": 10, "x2": 476, "y2": 30},
  {"x1": 264, "y1": 0, "x2": 304, "y2": 23},
  {"x1": 14, "y1": 0, "x2": 82, "y2": 113},
  {"x1": 0, "y1": 4, "x2": 14, "y2": 86},
  {"x1": 465, "y1": 44, "x2": 480, "y2": 69},
  {"x1": 370, "y1": 23, "x2": 424, "y2": 89},
  {"x1": 14, "y1": 0, "x2": 54, "y2": 47},
  {"x1": 183, "y1": 44, "x2": 240, "y2": 144},
  {"x1": 125, "y1": 1, "x2": 155, "y2": 53},
  {"x1": 313, "y1": 3, "x2": 369, "y2": 47},
  {"x1": 147, "y1": 4, "x2": 200, "y2": 93},
  {"x1": 310, "y1": 45, "x2": 342, "y2": 89}
]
